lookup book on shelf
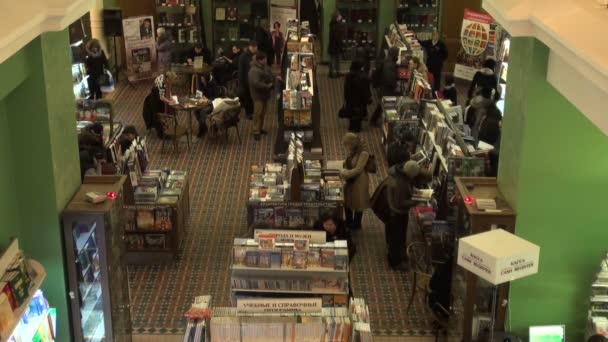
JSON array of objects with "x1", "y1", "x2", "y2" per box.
[{"x1": 215, "y1": 7, "x2": 225, "y2": 21}]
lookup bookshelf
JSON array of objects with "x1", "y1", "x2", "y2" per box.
[
  {"x1": 211, "y1": 0, "x2": 269, "y2": 53},
  {"x1": 208, "y1": 297, "x2": 373, "y2": 341},
  {"x1": 589, "y1": 254, "x2": 608, "y2": 337},
  {"x1": 156, "y1": 0, "x2": 203, "y2": 51},
  {"x1": 231, "y1": 237, "x2": 349, "y2": 305},
  {"x1": 0, "y1": 239, "x2": 54, "y2": 342},
  {"x1": 395, "y1": 0, "x2": 442, "y2": 41},
  {"x1": 335, "y1": 0, "x2": 378, "y2": 62},
  {"x1": 125, "y1": 170, "x2": 190, "y2": 264}
]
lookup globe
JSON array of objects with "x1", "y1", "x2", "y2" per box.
[{"x1": 461, "y1": 22, "x2": 489, "y2": 56}]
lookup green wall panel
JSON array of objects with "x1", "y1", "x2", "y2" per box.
[
  {"x1": 499, "y1": 38, "x2": 608, "y2": 341},
  {"x1": 0, "y1": 30, "x2": 80, "y2": 341}
]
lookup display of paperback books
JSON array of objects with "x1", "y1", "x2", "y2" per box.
[
  {"x1": 249, "y1": 164, "x2": 289, "y2": 202},
  {"x1": 283, "y1": 48, "x2": 315, "y2": 129},
  {"x1": 156, "y1": 0, "x2": 202, "y2": 48},
  {"x1": 231, "y1": 239, "x2": 349, "y2": 308},
  {"x1": 183, "y1": 295, "x2": 211, "y2": 342},
  {"x1": 588, "y1": 255, "x2": 608, "y2": 337}
]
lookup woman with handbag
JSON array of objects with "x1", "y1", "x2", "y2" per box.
[
  {"x1": 84, "y1": 39, "x2": 109, "y2": 100},
  {"x1": 343, "y1": 61, "x2": 371, "y2": 133},
  {"x1": 340, "y1": 133, "x2": 371, "y2": 231}
]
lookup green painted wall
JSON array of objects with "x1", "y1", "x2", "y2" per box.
[
  {"x1": 0, "y1": 30, "x2": 80, "y2": 341},
  {"x1": 499, "y1": 37, "x2": 608, "y2": 341}
]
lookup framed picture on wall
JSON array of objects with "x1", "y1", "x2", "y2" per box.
[{"x1": 216, "y1": 7, "x2": 226, "y2": 21}]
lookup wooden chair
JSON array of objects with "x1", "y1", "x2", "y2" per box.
[
  {"x1": 157, "y1": 113, "x2": 190, "y2": 153},
  {"x1": 206, "y1": 106, "x2": 241, "y2": 144}
]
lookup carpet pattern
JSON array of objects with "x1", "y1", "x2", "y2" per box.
[{"x1": 111, "y1": 67, "x2": 435, "y2": 336}]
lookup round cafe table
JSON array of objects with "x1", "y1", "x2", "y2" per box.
[{"x1": 171, "y1": 64, "x2": 213, "y2": 95}]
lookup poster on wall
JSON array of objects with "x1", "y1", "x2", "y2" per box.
[
  {"x1": 270, "y1": 3, "x2": 297, "y2": 65},
  {"x1": 122, "y1": 16, "x2": 157, "y2": 82},
  {"x1": 454, "y1": 9, "x2": 496, "y2": 81}
]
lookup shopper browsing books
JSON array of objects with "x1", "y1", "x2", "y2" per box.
[
  {"x1": 119, "y1": 125, "x2": 139, "y2": 154},
  {"x1": 328, "y1": 11, "x2": 344, "y2": 78},
  {"x1": 340, "y1": 133, "x2": 370, "y2": 231},
  {"x1": 313, "y1": 211, "x2": 356, "y2": 259},
  {"x1": 248, "y1": 52, "x2": 275, "y2": 141},
  {"x1": 467, "y1": 58, "x2": 500, "y2": 102},
  {"x1": 384, "y1": 161, "x2": 431, "y2": 271},
  {"x1": 238, "y1": 41, "x2": 258, "y2": 119}
]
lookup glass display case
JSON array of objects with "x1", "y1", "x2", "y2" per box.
[
  {"x1": 449, "y1": 177, "x2": 516, "y2": 341},
  {"x1": 62, "y1": 176, "x2": 132, "y2": 342}
]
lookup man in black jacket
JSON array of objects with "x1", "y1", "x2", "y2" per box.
[
  {"x1": 370, "y1": 47, "x2": 399, "y2": 125},
  {"x1": 328, "y1": 11, "x2": 343, "y2": 78},
  {"x1": 238, "y1": 41, "x2": 258, "y2": 119},
  {"x1": 420, "y1": 31, "x2": 448, "y2": 94}
]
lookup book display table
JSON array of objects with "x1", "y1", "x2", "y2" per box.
[{"x1": 124, "y1": 170, "x2": 190, "y2": 264}]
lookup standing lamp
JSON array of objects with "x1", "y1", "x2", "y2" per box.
[{"x1": 457, "y1": 229, "x2": 540, "y2": 341}]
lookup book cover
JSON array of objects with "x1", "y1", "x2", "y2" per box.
[
  {"x1": 334, "y1": 249, "x2": 348, "y2": 270},
  {"x1": 258, "y1": 251, "x2": 271, "y2": 268},
  {"x1": 281, "y1": 249, "x2": 292, "y2": 268},
  {"x1": 320, "y1": 249, "x2": 335, "y2": 268},
  {"x1": 215, "y1": 7, "x2": 225, "y2": 21},
  {"x1": 245, "y1": 251, "x2": 259, "y2": 267},
  {"x1": 233, "y1": 247, "x2": 246, "y2": 265},
  {"x1": 125, "y1": 209, "x2": 137, "y2": 231},
  {"x1": 270, "y1": 251, "x2": 282, "y2": 268},
  {"x1": 308, "y1": 250, "x2": 321, "y2": 267},
  {"x1": 126, "y1": 235, "x2": 144, "y2": 250},
  {"x1": 144, "y1": 234, "x2": 166, "y2": 249},
  {"x1": 293, "y1": 239, "x2": 309, "y2": 251},
  {"x1": 136, "y1": 209, "x2": 155, "y2": 230},
  {"x1": 226, "y1": 7, "x2": 238, "y2": 21},
  {"x1": 258, "y1": 234, "x2": 276, "y2": 250},
  {"x1": 292, "y1": 251, "x2": 308, "y2": 269}
]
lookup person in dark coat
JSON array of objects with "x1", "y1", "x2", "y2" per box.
[
  {"x1": 370, "y1": 47, "x2": 399, "y2": 125},
  {"x1": 238, "y1": 41, "x2": 258, "y2": 119},
  {"x1": 271, "y1": 22, "x2": 285, "y2": 65},
  {"x1": 313, "y1": 211, "x2": 356, "y2": 259},
  {"x1": 420, "y1": 31, "x2": 448, "y2": 94},
  {"x1": 384, "y1": 161, "x2": 432, "y2": 271},
  {"x1": 84, "y1": 39, "x2": 109, "y2": 100},
  {"x1": 386, "y1": 143, "x2": 411, "y2": 169},
  {"x1": 254, "y1": 22, "x2": 274, "y2": 66},
  {"x1": 588, "y1": 335, "x2": 608, "y2": 342},
  {"x1": 354, "y1": 45, "x2": 370, "y2": 75},
  {"x1": 442, "y1": 74, "x2": 458, "y2": 105},
  {"x1": 248, "y1": 52, "x2": 275, "y2": 140},
  {"x1": 471, "y1": 88, "x2": 502, "y2": 147},
  {"x1": 343, "y1": 61, "x2": 371, "y2": 132},
  {"x1": 328, "y1": 11, "x2": 343, "y2": 78},
  {"x1": 467, "y1": 58, "x2": 500, "y2": 102},
  {"x1": 142, "y1": 87, "x2": 165, "y2": 138},
  {"x1": 119, "y1": 126, "x2": 138, "y2": 154}
]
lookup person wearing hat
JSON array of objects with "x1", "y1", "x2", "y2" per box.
[
  {"x1": 340, "y1": 133, "x2": 370, "y2": 231},
  {"x1": 385, "y1": 160, "x2": 431, "y2": 271}
]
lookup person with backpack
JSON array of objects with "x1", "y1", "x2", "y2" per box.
[{"x1": 340, "y1": 133, "x2": 371, "y2": 231}]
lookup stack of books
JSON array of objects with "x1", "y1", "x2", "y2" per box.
[{"x1": 249, "y1": 164, "x2": 288, "y2": 202}]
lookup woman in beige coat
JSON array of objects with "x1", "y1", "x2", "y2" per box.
[{"x1": 341, "y1": 133, "x2": 370, "y2": 231}]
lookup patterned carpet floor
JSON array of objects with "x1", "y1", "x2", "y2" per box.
[{"x1": 112, "y1": 66, "x2": 435, "y2": 336}]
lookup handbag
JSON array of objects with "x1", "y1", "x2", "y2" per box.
[{"x1": 365, "y1": 154, "x2": 377, "y2": 174}]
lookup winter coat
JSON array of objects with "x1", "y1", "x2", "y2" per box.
[
  {"x1": 142, "y1": 87, "x2": 164, "y2": 130},
  {"x1": 379, "y1": 47, "x2": 399, "y2": 97},
  {"x1": 467, "y1": 67, "x2": 500, "y2": 100},
  {"x1": 328, "y1": 19, "x2": 343, "y2": 56},
  {"x1": 342, "y1": 150, "x2": 370, "y2": 210},
  {"x1": 84, "y1": 44, "x2": 109, "y2": 79},
  {"x1": 156, "y1": 36, "x2": 173, "y2": 71},
  {"x1": 238, "y1": 50, "x2": 254, "y2": 94},
  {"x1": 248, "y1": 59, "x2": 274, "y2": 101},
  {"x1": 385, "y1": 165, "x2": 432, "y2": 215},
  {"x1": 477, "y1": 104, "x2": 502, "y2": 146},
  {"x1": 343, "y1": 70, "x2": 371, "y2": 120},
  {"x1": 420, "y1": 39, "x2": 448, "y2": 74}
]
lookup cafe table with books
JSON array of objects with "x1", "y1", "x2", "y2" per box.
[{"x1": 169, "y1": 95, "x2": 210, "y2": 143}]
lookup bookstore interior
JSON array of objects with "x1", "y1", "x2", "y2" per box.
[{"x1": 2, "y1": 0, "x2": 608, "y2": 341}]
